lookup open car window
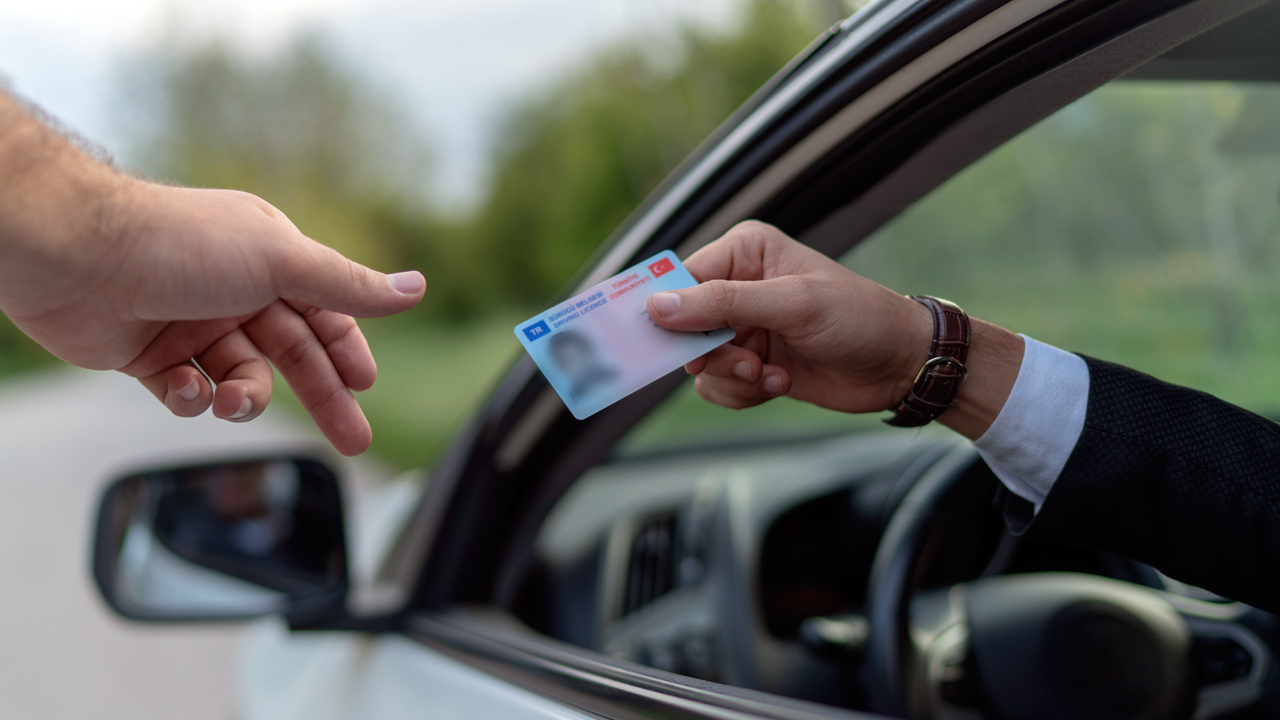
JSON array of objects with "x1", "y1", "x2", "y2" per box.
[{"x1": 621, "y1": 78, "x2": 1280, "y2": 461}]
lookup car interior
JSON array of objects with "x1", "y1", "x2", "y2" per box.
[{"x1": 491, "y1": 2, "x2": 1280, "y2": 718}]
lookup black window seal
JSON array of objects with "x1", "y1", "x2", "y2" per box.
[{"x1": 408, "y1": 610, "x2": 881, "y2": 720}]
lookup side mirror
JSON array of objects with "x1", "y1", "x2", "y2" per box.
[{"x1": 92, "y1": 457, "x2": 348, "y2": 623}]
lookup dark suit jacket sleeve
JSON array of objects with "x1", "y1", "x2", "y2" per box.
[{"x1": 997, "y1": 355, "x2": 1280, "y2": 613}]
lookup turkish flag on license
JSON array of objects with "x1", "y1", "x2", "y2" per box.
[{"x1": 648, "y1": 257, "x2": 675, "y2": 277}]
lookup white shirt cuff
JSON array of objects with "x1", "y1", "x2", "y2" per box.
[{"x1": 973, "y1": 335, "x2": 1089, "y2": 511}]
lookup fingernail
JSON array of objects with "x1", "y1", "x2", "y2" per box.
[
  {"x1": 651, "y1": 292, "x2": 681, "y2": 318},
  {"x1": 389, "y1": 271, "x2": 425, "y2": 295},
  {"x1": 763, "y1": 374, "x2": 783, "y2": 395},
  {"x1": 175, "y1": 377, "x2": 200, "y2": 401},
  {"x1": 228, "y1": 397, "x2": 252, "y2": 420},
  {"x1": 733, "y1": 361, "x2": 753, "y2": 381}
]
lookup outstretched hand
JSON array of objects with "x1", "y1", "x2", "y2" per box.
[
  {"x1": 4, "y1": 183, "x2": 424, "y2": 456},
  {"x1": 0, "y1": 93, "x2": 424, "y2": 455},
  {"x1": 645, "y1": 221, "x2": 1022, "y2": 439}
]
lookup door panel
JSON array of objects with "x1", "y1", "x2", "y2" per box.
[{"x1": 238, "y1": 621, "x2": 595, "y2": 720}]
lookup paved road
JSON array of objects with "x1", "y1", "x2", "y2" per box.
[{"x1": 0, "y1": 368, "x2": 390, "y2": 719}]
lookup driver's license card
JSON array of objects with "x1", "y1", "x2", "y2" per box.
[{"x1": 515, "y1": 251, "x2": 735, "y2": 420}]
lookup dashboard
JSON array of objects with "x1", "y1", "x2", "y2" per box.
[{"x1": 512, "y1": 429, "x2": 1273, "y2": 714}]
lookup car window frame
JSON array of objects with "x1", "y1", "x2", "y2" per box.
[{"x1": 403, "y1": 0, "x2": 1262, "y2": 615}]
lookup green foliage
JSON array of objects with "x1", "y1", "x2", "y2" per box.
[
  {"x1": 849, "y1": 82, "x2": 1280, "y2": 410},
  {"x1": 0, "y1": 325, "x2": 58, "y2": 376},
  {"x1": 474, "y1": 0, "x2": 825, "y2": 305},
  {"x1": 108, "y1": 0, "x2": 824, "y2": 321},
  {"x1": 116, "y1": 33, "x2": 433, "y2": 273}
]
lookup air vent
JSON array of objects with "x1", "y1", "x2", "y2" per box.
[{"x1": 622, "y1": 512, "x2": 679, "y2": 617}]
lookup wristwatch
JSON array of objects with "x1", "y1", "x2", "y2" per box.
[{"x1": 884, "y1": 296, "x2": 970, "y2": 427}]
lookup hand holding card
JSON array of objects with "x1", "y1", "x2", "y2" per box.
[{"x1": 515, "y1": 251, "x2": 734, "y2": 419}]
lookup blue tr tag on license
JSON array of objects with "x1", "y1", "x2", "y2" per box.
[{"x1": 515, "y1": 251, "x2": 735, "y2": 419}]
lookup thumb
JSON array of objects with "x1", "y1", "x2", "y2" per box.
[
  {"x1": 273, "y1": 239, "x2": 426, "y2": 318},
  {"x1": 647, "y1": 277, "x2": 797, "y2": 332}
]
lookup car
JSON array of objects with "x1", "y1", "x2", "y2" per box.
[{"x1": 89, "y1": 0, "x2": 1280, "y2": 718}]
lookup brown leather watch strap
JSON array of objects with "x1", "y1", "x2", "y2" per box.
[{"x1": 884, "y1": 296, "x2": 971, "y2": 427}]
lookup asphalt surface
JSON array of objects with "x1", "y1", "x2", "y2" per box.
[{"x1": 0, "y1": 367, "x2": 389, "y2": 719}]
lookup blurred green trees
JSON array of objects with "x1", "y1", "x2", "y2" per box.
[
  {"x1": 109, "y1": 0, "x2": 825, "y2": 320},
  {"x1": 114, "y1": 32, "x2": 438, "y2": 289},
  {"x1": 474, "y1": 0, "x2": 824, "y2": 305},
  {"x1": 0, "y1": 4, "x2": 826, "y2": 333}
]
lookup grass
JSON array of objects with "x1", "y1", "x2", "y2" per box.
[{"x1": 273, "y1": 313, "x2": 527, "y2": 470}]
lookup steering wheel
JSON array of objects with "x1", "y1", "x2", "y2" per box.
[{"x1": 862, "y1": 445, "x2": 1271, "y2": 720}]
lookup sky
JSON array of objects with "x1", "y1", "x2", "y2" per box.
[{"x1": 0, "y1": 0, "x2": 740, "y2": 206}]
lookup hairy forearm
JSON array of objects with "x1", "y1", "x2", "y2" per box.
[{"x1": 0, "y1": 91, "x2": 131, "y2": 317}]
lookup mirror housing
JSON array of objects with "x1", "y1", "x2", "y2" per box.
[{"x1": 92, "y1": 457, "x2": 348, "y2": 624}]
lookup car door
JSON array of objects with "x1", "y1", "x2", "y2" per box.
[{"x1": 286, "y1": 0, "x2": 1279, "y2": 718}]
